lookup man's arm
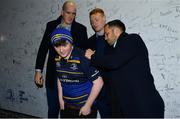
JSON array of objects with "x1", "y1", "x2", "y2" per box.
[
  {"x1": 34, "y1": 23, "x2": 51, "y2": 87},
  {"x1": 86, "y1": 34, "x2": 142, "y2": 70},
  {"x1": 35, "y1": 24, "x2": 51, "y2": 71}
]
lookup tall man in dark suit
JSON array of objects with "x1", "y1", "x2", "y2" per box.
[
  {"x1": 34, "y1": 1, "x2": 88, "y2": 117},
  {"x1": 85, "y1": 19, "x2": 165, "y2": 118}
]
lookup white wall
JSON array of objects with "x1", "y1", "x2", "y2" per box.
[{"x1": 0, "y1": 0, "x2": 179, "y2": 118}]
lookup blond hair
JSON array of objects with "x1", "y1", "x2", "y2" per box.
[{"x1": 89, "y1": 8, "x2": 105, "y2": 16}]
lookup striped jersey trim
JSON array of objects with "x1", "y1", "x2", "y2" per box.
[
  {"x1": 76, "y1": 100, "x2": 87, "y2": 104},
  {"x1": 67, "y1": 60, "x2": 80, "y2": 63},
  {"x1": 57, "y1": 70, "x2": 84, "y2": 75},
  {"x1": 63, "y1": 94, "x2": 88, "y2": 100}
]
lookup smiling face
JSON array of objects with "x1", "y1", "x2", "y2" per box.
[
  {"x1": 54, "y1": 40, "x2": 73, "y2": 59},
  {"x1": 61, "y1": 2, "x2": 76, "y2": 25}
]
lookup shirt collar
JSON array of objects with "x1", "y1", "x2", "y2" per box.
[
  {"x1": 113, "y1": 32, "x2": 127, "y2": 48},
  {"x1": 113, "y1": 40, "x2": 117, "y2": 48}
]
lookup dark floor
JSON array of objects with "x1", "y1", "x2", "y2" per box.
[{"x1": 0, "y1": 108, "x2": 38, "y2": 118}]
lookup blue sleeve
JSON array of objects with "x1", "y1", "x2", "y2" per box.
[
  {"x1": 80, "y1": 53, "x2": 100, "y2": 81},
  {"x1": 86, "y1": 65, "x2": 100, "y2": 81}
]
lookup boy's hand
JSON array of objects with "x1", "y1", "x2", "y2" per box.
[
  {"x1": 79, "y1": 104, "x2": 91, "y2": 116},
  {"x1": 59, "y1": 99, "x2": 65, "y2": 110}
]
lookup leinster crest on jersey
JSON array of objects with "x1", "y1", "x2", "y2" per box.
[{"x1": 70, "y1": 63, "x2": 78, "y2": 70}]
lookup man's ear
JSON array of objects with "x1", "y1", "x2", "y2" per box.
[
  {"x1": 114, "y1": 27, "x2": 122, "y2": 37},
  {"x1": 113, "y1": 27, "x2": 119, "y2": 36}
]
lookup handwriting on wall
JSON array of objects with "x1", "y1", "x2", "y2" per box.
[
  {"x1": 0, "y1": 0, "x2": 179, "y2": 118},
  {"x1": 6, "y1": 89, "x2": 28, "y2": 103}
]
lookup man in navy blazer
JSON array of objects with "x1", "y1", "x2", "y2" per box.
[
  {"x1": 87, "y1": 8, "x2": 111, "y2": 118},
  {"x1": 85, "y1": 19, "x2": 165, "y2": 118},
  {"x1": 34, "y1": 1, "x2": 88, "y2": 117}
]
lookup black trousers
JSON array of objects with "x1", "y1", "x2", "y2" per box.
[
  {"x1": 60, "y1": 105, "x2": 97, "y2": 118},
  {"x1": 46, "y1": 87, "x2": 59, "y2": 118}
]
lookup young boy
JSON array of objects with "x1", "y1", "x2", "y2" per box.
[{"x1": 51, "y1": 27, "x2": 103, "y2": 118}]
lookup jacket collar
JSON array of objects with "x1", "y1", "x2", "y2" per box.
[{"x1": 113, "y1": 32, "x2": 128, "y2": 48}]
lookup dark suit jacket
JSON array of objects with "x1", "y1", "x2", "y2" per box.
[
  {"x1": 88, "y1": 34, "x2": 96, "y2": 50},
  {"x1": 35, "y1": 16, "x2": 88, "y2": 88},
  {"x1": 90, "y1": 32, "x2": 164, "y2": 117},
  {"x1": 88, "y1": 34, "x2": 110, "y2": 57}
]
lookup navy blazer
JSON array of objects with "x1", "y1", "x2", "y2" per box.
[
  {"x1": 35, "y1": 16, "x2": 88, "y2": 88},
  {"x1": 90, "y1": 32, "x2": 164, "y2": 117},
  {"x1": 87, "y1": 34, "x2": 96, "y2": 50}
]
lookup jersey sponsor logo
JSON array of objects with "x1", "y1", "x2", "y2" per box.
[
  {"x1": 62, "y1": 74, "x2": 68, "y2": 79},
  {"x1": 60, "y1": 78, "x2": 79, "y2": 83}
]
